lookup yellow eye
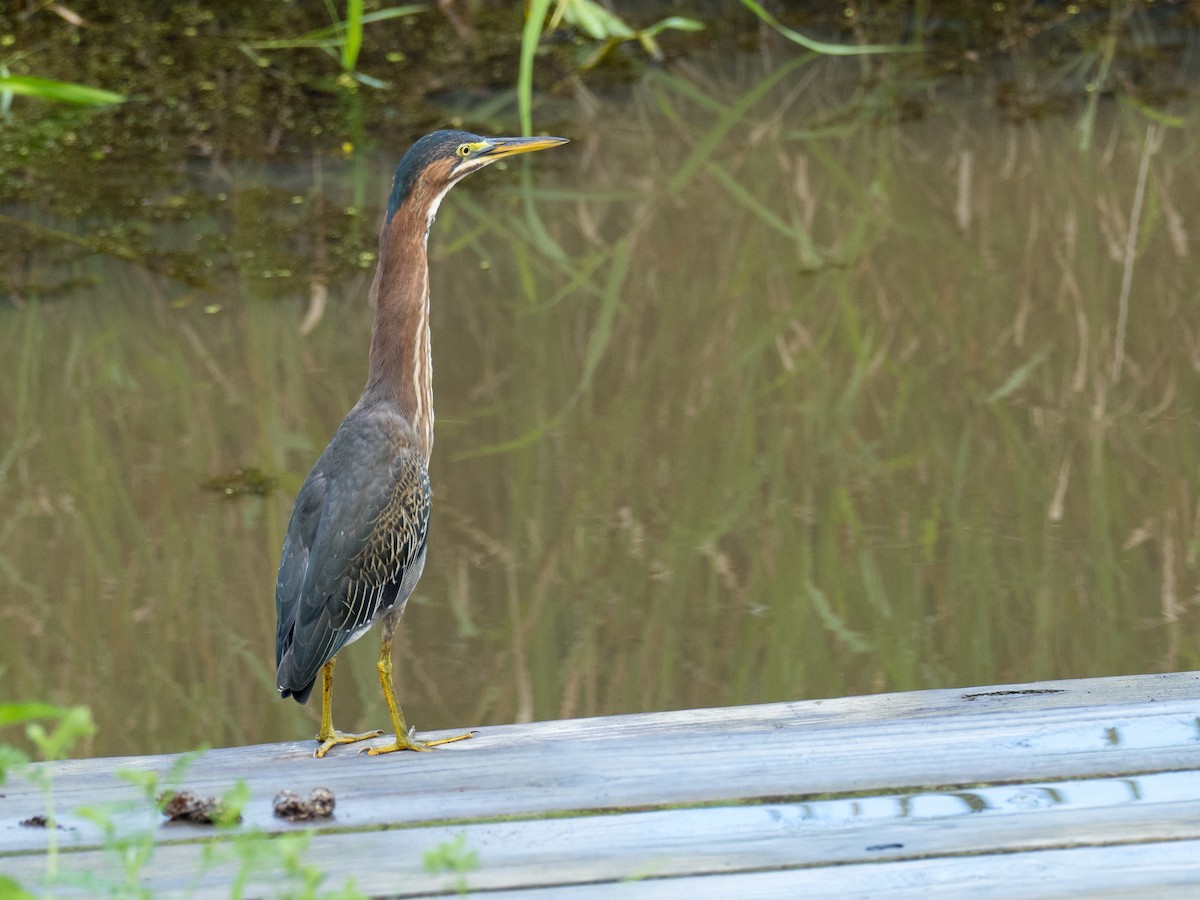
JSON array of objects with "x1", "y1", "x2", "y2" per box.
[{"x1": 456, "y1": 143, "x2": 472, "y2": 158}]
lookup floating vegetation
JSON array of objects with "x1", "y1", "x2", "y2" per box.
[{"x1": 202, "y1": 467, "x2": 279, "y2": 500}]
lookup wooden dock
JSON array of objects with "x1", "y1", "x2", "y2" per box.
[{"x1": 4, "y1": 671, "x2": 1200, "y2": 897}]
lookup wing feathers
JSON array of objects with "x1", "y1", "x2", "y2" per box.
[{"x1": 274, "y1": 413, "x2": 431, "y2": 702}]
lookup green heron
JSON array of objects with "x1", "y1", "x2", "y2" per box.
[{"x1": 275, "y1": 130, "x2": 568, "y2": 758}]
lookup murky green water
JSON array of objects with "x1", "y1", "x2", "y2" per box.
[{"x1": 2, "y1": 51, "x2": 1197, "y2": 757}]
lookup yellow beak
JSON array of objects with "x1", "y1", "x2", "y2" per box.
[{"x1": 479, "y1": 136, "x2": 570, "y2": 160}]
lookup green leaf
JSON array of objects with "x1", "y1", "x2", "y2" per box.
[
  {"x1": 423, "y1": 834, "x2": 479, "y2": 874},
  {"x1": 25, "y1": 706, "x2": 95, "y2": 761},
  {"x1": 0, "y1": 744, "x2": 30, "y2": 783},
  {"x1": 0, "y1": 75, "x2": 124, "y2": 106},
  {"x1": 739, "y1": 0, "x2": 920, "y2": 56},
  {"x1": 218, "y1": 779, "x2": 250, "y2": 827},
  {"x1": 0, "y1": 702, "x2": 71, "y2": 728},
  {"x1": 642, "y1": 17, "x2": 705, "y2": 39},
  {"x1": 0, "y1": 874, "x2": 36, "y2": 900},
  {"x1": 560, "y1": 0, "x2": 635, "y2": 41}
]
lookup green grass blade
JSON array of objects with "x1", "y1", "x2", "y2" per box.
[
  {"x1": 642, "y1": 17, "x2": 705, "y2": 39},
  {"x1": 986, "y1": 348, "x2": 1050, "y2": 404},
  {"x1": 342, "y1": 0, "x2": 364, "y2": 71},
  {"x1": 519, "y1": 0, "x2": 554, "y2": 135},
  {"x1": 0, "y1": 75, "x2": 123, "y2": 105},
  {"x1": 740, "y1": 0, "x2": 922, "y2": 55}
]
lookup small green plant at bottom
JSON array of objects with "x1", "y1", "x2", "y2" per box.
[{"x1": 423, "y1": 833, "x2": 479, "y2": 896}]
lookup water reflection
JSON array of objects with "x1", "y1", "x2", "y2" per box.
[
  {"x1": 792, "y1": 770, "x2": 1200, "y2": 825},
  {"x1": 1, "y1": 48, "x2": 1197, "y2": 757},
  {"x1": 1016, "y1": 714, "x2": 1200, "y2": 755}
]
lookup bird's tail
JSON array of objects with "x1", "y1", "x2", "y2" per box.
[{"x1": 276, "y1": 654, "x2": 318, "y2": 705}]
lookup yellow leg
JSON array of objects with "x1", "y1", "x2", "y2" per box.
[
  {"x1": 314, "y1": 657, "x2": 383, "y2": 758},
  {"x1": 365, "y1": 638, "x2": 473, "y2": 755}
]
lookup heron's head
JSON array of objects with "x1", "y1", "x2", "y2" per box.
[{"x1": 386, "y1": 130, "x2": 568, "y2": 228}]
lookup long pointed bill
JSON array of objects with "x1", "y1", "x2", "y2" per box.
[{"x1": 479, "y1": 136, "x2": 569, "y2": 160}]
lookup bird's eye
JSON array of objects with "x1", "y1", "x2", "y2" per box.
[{"x1": 456, "y1": 144, "x2": 472, "y2": 158}]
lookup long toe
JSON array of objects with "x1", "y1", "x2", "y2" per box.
[
  {"x1": 314, "y1": 728, "x2": 385, "y2": 758},
  {"x1": 364, "y1": 730, "x2": 474, "y2": 755},
  {"x1": 422, "y1": 730, "x2": 475, "y2": 748}
]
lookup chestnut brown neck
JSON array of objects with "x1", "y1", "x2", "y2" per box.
[{"x1": 361, "y1": 189, "x2": 438, "y2": 459}]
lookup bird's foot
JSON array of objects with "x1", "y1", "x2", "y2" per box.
[
  {"x1": 314, "y1": 728, "x2": 384, "y2": 759},
  {"x1": 362, "y1": 726, "x2": 475, "y2": 756}
]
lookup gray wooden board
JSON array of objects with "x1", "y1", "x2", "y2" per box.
[
  {"x1": 6, "y1": 780, "x2": 1200, "y2": 896},
  {"x1": 472, "y1": 839, "x2": 1200, "y2": 900},
  {"x1": 3, "y1": 672, "x2": 1200, "y2": 895},
  {"x1": 5, "y1": 687, "x2": 1199, "y2": 854}
]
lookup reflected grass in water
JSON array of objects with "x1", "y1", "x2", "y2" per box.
[
  {"x1": 1, "y1": 286, "x2": 292, "y2": 754},
  {"x1": 1, "y1": 56, "x2": 1198, "y2": 757},
  {"x1": 443, "y1": 64, "x2": 1199, "y2": 720}
]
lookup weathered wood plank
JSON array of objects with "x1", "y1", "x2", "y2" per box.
[
  {"x1": 22, "y1": 669, "x2": 1200, "y2": 779},
  {"x1": 6, "y1": 777, "x2": 1200, "y2": 896},
  {"x1": 474, "y1": 840, "x2": 1200, "y2": 900},
  {"x1": 3, "y1": 672, "x2": 1199, "y2": 857}
]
